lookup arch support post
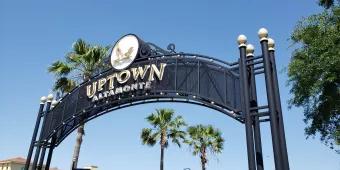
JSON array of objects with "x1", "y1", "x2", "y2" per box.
[
  {"x1": 37, "y1": 99, "x2": 55, "y2": 170},
  {"x1": 32, "y1": 94, "x2": 53, "y2": 170},
  {"x1": 259, "y1": 28, "x2": 285, "y2": 170},
  {"x1": 44, "y1": 135, "x2": 57, "y2": 170},
  {"x1": 25, "y1": 96, "x2": 47, "y2": 170},
  {"x1": 238, "y1": 35, "x2": 256, "y2": 170},
  {"x1": 268, "y1": 38, "x2": 290, "y2": 169},
  {"x1": 247, "y1": 44, "x2": 264, "y2": 170}
]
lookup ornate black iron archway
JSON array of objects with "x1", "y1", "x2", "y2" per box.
[{"x1": 25, "y1": 28, "x2": 290, "y2": 170}]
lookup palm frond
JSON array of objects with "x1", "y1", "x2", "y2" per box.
[
  {"x1": 168, "y1": 129, "x2": 186, "y2": 147},
  {"x1": 48, "y1": 61, "x2": 72, "y2": 76},
  {"x1": 170, "y1": 115, "x2": 187, "y2": 129},
  {"x1": 319, "y1": 0, "x2": 334, "y2": 9},
  {"x1": 141, "y1": 128, "x2": 158, "y2": 146},
  {"x1": 53, "y1": 77, "x2": 76, "y2": 94},
  {"x1": 49, "y1": 39, "x2": 110, "y2": 83},
  {"x1": 159, "y1": 109, "x2": 174, "y2": 125},
  {"x1": 146, "y1": 113, "x2": 160, "y2": 128},
  {"x1": 141, "y1": 108, "x2": 187, "y2": 150},
  {"x1": 66, "y1": 52, "x2": 83, "y2": 66},
  {"x1": 73, "y1": 39, "x2": 90, "y2": 55},
  {"x1": 186, "y1": 124, "x2": 224, "y2": 157}
]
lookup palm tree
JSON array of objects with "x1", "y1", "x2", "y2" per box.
[
  {"x1": 319, "y1": 0, "x2": 337, "y2": 8},
  {"x1": 141, "y1": 109, "x2": 187, "y2": 170},
  {"x1": 48, "y1": 39, "x2": 110, "y2": 169},
  {"x1": 185, "y1": 125, "x2": 224, "y2": 170}
]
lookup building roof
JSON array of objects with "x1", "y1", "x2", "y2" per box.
[
  {"x1": 0, "y1": 157, "x2": 26, "y2": 164},
  {"x1": 0, "y1": 157, "x2": 60, "y2": 170}
]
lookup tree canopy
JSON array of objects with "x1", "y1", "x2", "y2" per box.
[
  {"x1": 288, "y1": 5, "x2": 340, "y2": 151},
  {"x1": 141, "y1": 109, "x2": 187, "y2": 170},
  {"x1": 185, "y1": 125, "x2": 224, "y2": 170},
  {"x1": 319, "y1": 0, "x2": 340, "y2": 9},
  {"x1": 48, "y1": 39, "x2": 110, "y2": 168},
  {"x1": 48, "y1": 39, "x2": 110, "y2": 95}
]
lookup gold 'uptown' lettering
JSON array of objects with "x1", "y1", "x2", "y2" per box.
[
  {"x1": 86, "y1": 63, "x2": 167, "y2": 99},
  {"x1": 131, "y1": 65, "x2": 150, "y2": 80},
  {"x1": 98, "y1": 78, "x2": 106, "y2": 91},
  {"x1": 86, "y1": 81, "x2": 97, "y2": 98},
  {"x1": 117, "y1": 70, "x2": 131, "y2": 84},
  {"x1": 107, "y1": 73, "x2": 117, "y2": 90},
  {"x1": 148, "y1": 63, "x2": 167, "y2": 81}
]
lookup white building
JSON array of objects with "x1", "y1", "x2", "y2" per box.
[{"x1": 0, "y1": 157, "x2": 59, "y2": 170}]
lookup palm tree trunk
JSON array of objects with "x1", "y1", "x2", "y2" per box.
[
  {"x1": 71, "y1": 122, "x2": 85, "y2": 169},
  {"x1": 71, "y1": 75, "x2": 89, "y2": 169},
  {"x1": 200, "y1": 155, "x2": 206, "y2": 170},
  {"x1": 201, "y1": 160, "x2": 205, "y2": 170},
  {"x1": 160, "y1": 144, "x2": 164, "y2": 170},
  {"x1": 200, "y1": 147, "x2": 207, "y2": 170},
  {"x1": 160, "y1": 131, "x2": 166, "y2": 170}
]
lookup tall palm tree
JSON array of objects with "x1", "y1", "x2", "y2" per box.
[
  {"x1": 48, "y1": 39, "x2": 110, "y2": 169},
  {"x1": 140, "y1": 109, "x2": 187, "y2": 170},
  {"x1": 185, "y1": 125, "x2": 224, "y2": 170}
]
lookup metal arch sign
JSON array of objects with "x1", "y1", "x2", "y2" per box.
[
  {"x1": 40, "y1": 35, "x2": 243, "y2": 145},
  {"x1": 26, "y1": 32, "x2": 291, "y2": 170}
]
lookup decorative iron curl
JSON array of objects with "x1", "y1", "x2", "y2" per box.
[
  {"x1": 138, "y1": 43, "x2": 151, "y2": 58},
  {"x1": 167, "y1": 43, "x2": 176, "y2": 53},
  {"x1": 146, "y1": 42, "x2": 176, "y2": 56}
]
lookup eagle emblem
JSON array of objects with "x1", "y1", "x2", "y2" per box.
[
  {"x1": 110, "y1": 34, "x2": 139, "y2": 70},
  {"x1": 113, "y1": 46, "x2": 134, "y2": 64}
]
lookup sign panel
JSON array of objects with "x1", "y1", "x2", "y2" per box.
[{"x1": 40, "y1": 35, "x2": 242, "y2": 145}]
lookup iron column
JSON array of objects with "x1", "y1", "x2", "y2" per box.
[
  {"x1": 258, "y1": 28, "x2": 283, "y2": 170},
  {"x1": 238, "y1": 34, "x2": 256, "y2": 170},
  {"x1": 38, "y1": 99, "x2": 57, "y2": 170},
  {"x1": 45, "y1": 135, "x2": 57, "y2": 170},
  {"x1": 268, "y1": 38, "x2": 290, "y2": 169},
  {"x1": 247, "y1": 44, "x2": 264, "y2": 170},
  {"x1": 25, "y1": 96, "x2": 47, "y2": 170},
  {"x1": 44, "y1": 100, "x2": 59, "y2": 170},
  {"x1": 32, "y1": 94, "x2": 53, "y2": 170}
]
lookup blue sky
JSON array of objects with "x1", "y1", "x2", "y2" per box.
[{"x1": 0, "y1": 0, "x2": 339, "y2": 170}]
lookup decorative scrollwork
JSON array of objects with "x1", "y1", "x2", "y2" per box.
[
  {"x1": 139, "y1": 43, "x2": 151, "y2": 58},
  {"x1": 146, "y1": 42, "x2": 175, "y2": 56},
  {"x1": 167, "y1": 43, "x2": 176, "y2": 53}
]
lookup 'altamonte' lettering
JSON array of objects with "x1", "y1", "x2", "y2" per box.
[{"x1": 86, "y1": 63, "x2": 167, "y2": 102}]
